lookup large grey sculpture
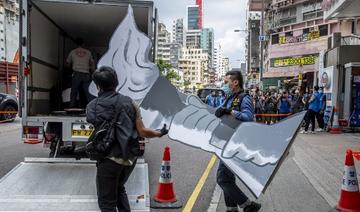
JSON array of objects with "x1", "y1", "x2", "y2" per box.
[{"x1": 89, "y1": 5, "x2": 306, "y2": 197}]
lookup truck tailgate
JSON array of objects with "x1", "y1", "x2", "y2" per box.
[{"x1": 0, "y1": 158, "x2": 150, "y2": 211}]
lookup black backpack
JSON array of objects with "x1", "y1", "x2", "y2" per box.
[
  {"x1": 86, "y1": 95, "x2": 144, "y2": 161},
  {"x1": 86, "y1": 96, "x2": 122, "y2": 161}
]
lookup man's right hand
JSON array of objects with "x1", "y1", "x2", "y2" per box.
[{"x1": 158, "y1": 124, "x2": 168, "y2": 137}]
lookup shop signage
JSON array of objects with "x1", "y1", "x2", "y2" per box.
[
  {"x1": 354, "y1": 76, "x2": 360, "y2": 83},
  {"x1": 273, "y1": 55, "x2": 316, "y2": 67},
  {"x1": 279, "y1": 31, "x2": 320, "y2": 44}
]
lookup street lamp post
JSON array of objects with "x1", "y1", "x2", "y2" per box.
[{"x1": 260, "y1": 0, "x2": 265, "y2": 90}]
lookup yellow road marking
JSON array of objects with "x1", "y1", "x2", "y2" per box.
[{"x1": 183, "y1": 155, "x2": 217, "y2": 212}]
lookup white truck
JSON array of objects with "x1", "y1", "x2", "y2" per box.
[
  {"x1": 0, "y1": 0, "x2": 156, "y2": 211},
  {"x1": 19, "y1": 0, "x2": 155, "y2": 156}
]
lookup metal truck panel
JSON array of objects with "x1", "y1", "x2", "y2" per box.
[{"x1": 0, "y1": 158, "x2": 150, "y2": 211}]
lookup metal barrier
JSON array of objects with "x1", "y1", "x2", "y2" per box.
[
  {"x1": 0, "y1": 111, "x2": 18, "y2": 123},
  {"x1": 255, "y1": 113, "x2": 292, "y2": 124}
]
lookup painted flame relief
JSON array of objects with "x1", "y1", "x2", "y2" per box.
[
  {"x1": 89, "y1": 6, "x2": 159, "y2": 101},
  {"x1": 88, "y1": 5, "x2": 306, "y2": 197}
]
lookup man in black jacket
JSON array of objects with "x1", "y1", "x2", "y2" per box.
[{"x1": 86, "y1": 66, "x2": 168, "y2": 212}]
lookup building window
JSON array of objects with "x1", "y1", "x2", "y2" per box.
[
  {"x1": 303, "y1": 11, "x2": 323, "y2": 21},
  {"x1": 319, "y1": 24, "x2": 328, "y2": 36},
  {"x1": 285, "y1": 31, "x2": 293, "y2": 37},
  {"x1": 272, "y1": 34, "x2": 279, "y2": 44},
  {"x1": 352, "y1": 20, "x2": 356, "y2": 34},
  {"x1": 303, "y1": 28, "x2": 310, "y2": 34}
]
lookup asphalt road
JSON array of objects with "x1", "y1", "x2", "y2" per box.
[
  {"x1": 0, "y1": 122, "x2": 217, "y2": 212},
  {"x1": 0, "y1": 120, "x2": 354, "y2": 212}
]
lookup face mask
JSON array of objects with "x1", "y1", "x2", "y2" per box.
[{"x1": 222, "y1": 84, "x2": 231, "y2": 96}]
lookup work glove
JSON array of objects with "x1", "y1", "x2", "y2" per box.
[
  {"x1": 158, "y1": 124, "x2": 169, "y2": 137},
  {"x1": 215, "y1": 107, "x2": 232, "y2": 118}
]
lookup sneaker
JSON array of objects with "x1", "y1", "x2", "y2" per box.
[
  {"x1": 315, "y1": 128, "x2": 324, "y2": 132},
  {"x1": 300, "y1": 130, "x2": 308, "y2": 134},
  {"x1": 244, "y1": 202, "x2": 261, "y2": 212},
  {"x1": 310, "y1": 131, "x2": 316, "y2": 134}
]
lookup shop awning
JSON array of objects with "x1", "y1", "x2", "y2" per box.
[{"x1": 323, "y1": 0, "x2": 360, "y2": 20}]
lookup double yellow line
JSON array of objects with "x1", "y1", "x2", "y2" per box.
[{"x1": 183, "y1": 155, "x2": 217, "y2": 212}]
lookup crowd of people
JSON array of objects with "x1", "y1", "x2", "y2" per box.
[
  {"x1": 205, "y1": 85, "x2": 328, "y2": 132},
  {"x1": 250, "y1": 86, "x2": 327, "y2": 132}
]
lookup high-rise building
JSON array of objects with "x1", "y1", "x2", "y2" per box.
[
  {"x1": 195, "y1": 0, "x2": 203, "y2": 29},
  {"x1": 187, "y1": 5, "x2": 200, "y2": 30},
  {"x1": 186, "y1": 30, "x2": 201, "y2": 48},
  {"x1": 201, "y1": 28, "x2": 215, "y2": 68},
  {"x1": 0, "y1": 0, "x2": 19, "y2": 62},
  {"x1": 213, "y1": 43, "x2": 223, "y2": 78},
  {"x1": 156, "y1": 23, "x2": 171, "y2": 63},
  {"x1": 168, "y1": 43, "x2": 182, "y2": 68},
  {"x1": 172, "y1": 18, "x2": 185, "y2": 46},
  {"x1": 222, "y1": 57, "x2": 231, "y2": 76},
  {"x1": 187, "y1": 0, "x2": 203, "y2": 31}
]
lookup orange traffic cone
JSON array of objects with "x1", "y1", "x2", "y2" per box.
[
  {"x1": 335, "y1": 149, "x2": 360, "y2": 212},
  {"x1": 330, "y1": 107, "x2": 341, "y2": 134},
  {"x1": 151, "y1": 146, "x2": 182, "y2": 209}
]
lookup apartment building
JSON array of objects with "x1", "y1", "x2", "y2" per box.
[
  {"x1": 247, "y1": 0, "x2": 350, "y2": 89},
  {"x1": 0, "y1": 0, "x2": 19, "y2": 62},
  {"x1": 178, "y1": 48, "x2": 208, "y2": 88},
  {"x1": 156, "y1": 23, "x2": 171, "y2": 63},
  {"x1": 172, "y1": 18, "x2": 186, "y2": 46}
]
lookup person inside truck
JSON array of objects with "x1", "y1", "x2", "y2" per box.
[{"x1": 66, "y1": 37, "x2": 95, "y2": 108}]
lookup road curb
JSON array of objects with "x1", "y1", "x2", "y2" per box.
[{"x1": 207, "y1": 184, "x2": 222, "y2": 212}]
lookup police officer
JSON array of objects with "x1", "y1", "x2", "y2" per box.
[
  {"x1": 215, "y1": 71, "x2": 261, "y2": 212},
  {"x1": 216, "y1": 91, "x2": 226, "y2": 107},
  {"x1": 86, "y1": 66, "x2": 168, "y2": 212},
  {"x1": 206, "y1": 90, "x2": 217, "y2": 107}
]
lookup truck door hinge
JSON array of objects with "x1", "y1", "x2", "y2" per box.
[{"x1": 22, "y1": 37, "x2": 26, "y2": 46}]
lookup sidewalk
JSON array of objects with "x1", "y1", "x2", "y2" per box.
[
  {"x1": 0, "y1": 117, "x2": 21, "y2": 134},
  {"x1": 214, "y1": 132, "x2": 360, "y2": 212}
]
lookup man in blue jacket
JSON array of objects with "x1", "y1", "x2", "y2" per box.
[
  {"x1": 215, "y1": 71, "x2": 261, "y2": 212},
  {"x1": 205, "y1": 90, "x2": 217, "y2": 107},
  {"x1": 316, "y1": 87, "x2": 326, "y2": 131},
  {"x1": 302, "y1": 85, "x2": 321, "y2": 134}
]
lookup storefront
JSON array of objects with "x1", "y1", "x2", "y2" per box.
[{"x1": 344, "y1": 63, "x2": 360, "y2": 127}]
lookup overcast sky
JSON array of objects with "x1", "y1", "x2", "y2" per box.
[{"x1": 153, "y1": 0, "x2": 248, "y2": 68}]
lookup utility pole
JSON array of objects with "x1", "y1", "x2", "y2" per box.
[{"x1": 259, "y1": 0, "x2": 265, "y2": 89}]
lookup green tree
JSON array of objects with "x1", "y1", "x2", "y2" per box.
[
  {"x1": 183, "y1": 80, "x2": 191, "y2": 89},
  {"x1": 156, "y1": 60, "x2": 180, "y2": 82}
]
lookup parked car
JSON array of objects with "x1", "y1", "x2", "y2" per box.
[
  {"x1": 197, "y1": 88, "x2": 225, "y2": 103},
  {"x1": 0, "y1": 93, "x2": 18, "y2": 121}
]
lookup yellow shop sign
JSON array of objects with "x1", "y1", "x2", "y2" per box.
[{"x1": 273, "y1": 55, "x2": 316, "y2": 67}]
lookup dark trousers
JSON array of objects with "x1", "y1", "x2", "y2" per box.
[
  {"x1": 304, "y1": 109, "x2": 317, "y2": 132},
  {"x1": 96, "y1": 159, "x2": 137, "y2": 212},
  {"x1": 316, "y1": 111, "x2": 325, "y2": 129},
  {"x1": 70, "y1": 71, "x2": 91, "y2": 108},
  {"x1": 217, "y1": 161, "x2": 248, "y2": 210}
]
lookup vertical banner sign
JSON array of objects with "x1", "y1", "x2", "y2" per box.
[{"x1": 323, "y1": 106, "x2": 333, "y2": 130}]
